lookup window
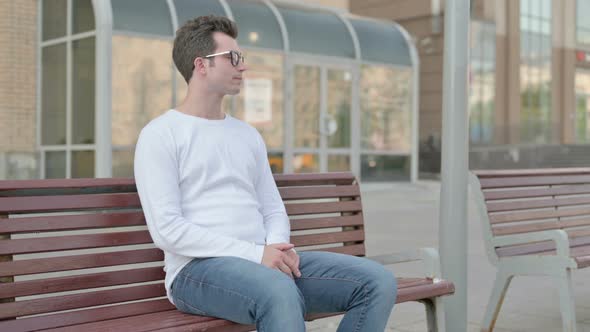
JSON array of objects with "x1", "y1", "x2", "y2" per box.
[
  {"x1": 577, "y1": 0, "x2": 590, "y2": 45},
  {"x1": 40, "y1": 0, "x2": 96, "y2": 178},
  {"x1": 519, "y1": 0, "x2": 552, "y2": 144},
  {"x1": 111, "y1": 35, "x2": 173, "y2": 176},
  {"x1": 360, "y1": 65, "x2": 412, "y2": 181},
  {"x1": 469, "y1": 21, "x2": 496, "y2": 145}
]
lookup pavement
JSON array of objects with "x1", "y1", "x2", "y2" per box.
[{"x1": 304, "y1": 181, "x2": 590, "y2": 332}]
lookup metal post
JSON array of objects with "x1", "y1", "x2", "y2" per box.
[
  {"x1": 92, "y1": 0, "x2": 113, "y2": 177},
  {"x1": 439, "y1": 0, "x2": 470, "y2": 331}
]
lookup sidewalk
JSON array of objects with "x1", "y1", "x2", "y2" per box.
[{"x1": 306, "y1": 181, "x2": 590, "y2": 332}]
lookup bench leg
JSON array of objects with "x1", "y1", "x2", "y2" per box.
[
  {"x1": 557, "y1": 269, "x2": 577, "y2": 332},
  {"x1": 422, "y1": 296, "x2": 446, "y2": 332},
  {"x1": 481, "y1": 269, "x2": 513, "y2": 332}
]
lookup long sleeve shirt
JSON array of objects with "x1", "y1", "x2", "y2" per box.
[{"x1": 134, "y1": 109, "x2": 290, "y2": 303}]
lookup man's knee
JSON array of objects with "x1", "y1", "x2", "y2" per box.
[
  {"x1": 364, "y1": 262, "x2": 397, "y2": 305},
  {"x1": 256, "y1": 276, "x2": 306, "y2": 317}
]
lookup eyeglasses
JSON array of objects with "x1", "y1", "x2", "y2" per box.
[{"x1": 204, "y1": 50, "x2": 245, "y2": 67}]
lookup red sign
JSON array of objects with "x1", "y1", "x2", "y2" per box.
[{"x1": 578, "y1": 51, "x2": 590, "y2": 62}]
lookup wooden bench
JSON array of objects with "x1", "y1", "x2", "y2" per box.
[
  {"x1": 470, "y1": 168, "x2": 590, "y2": 332},
  {"x1": 0, "y1": 172, "x2": 454, "y2": 332}
]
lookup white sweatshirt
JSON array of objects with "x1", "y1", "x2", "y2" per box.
[{"x1": 134, "y1": 109, "x2": 290, "y2": 303}]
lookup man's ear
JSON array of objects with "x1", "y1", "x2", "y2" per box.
[{"x1": 194, "y1": 57, "x2": 207, "y2": 75}]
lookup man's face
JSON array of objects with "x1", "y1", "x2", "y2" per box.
[{"x1": 204, "y1": 32, "x2": 246, "y2": 96}]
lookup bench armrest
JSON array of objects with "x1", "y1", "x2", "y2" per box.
[
  {"x1": 491, "y1": 229, "x2": 570, "y2": 257},
  {"x1": 366, "y1": 247, "x2": 442, "y2": 280}
]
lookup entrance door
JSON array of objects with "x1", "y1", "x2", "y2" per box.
[
  {"x1": 575, "y1": 69, "x2": 590, "y2": 142},
  {"x1": 290, "y1": 61, "x2": 354, "y2": 173}
]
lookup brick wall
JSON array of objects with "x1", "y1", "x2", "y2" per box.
[{"x1": 0, "y1": 1, "x2": 38, "y2": 179}]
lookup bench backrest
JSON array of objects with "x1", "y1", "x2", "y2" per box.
[
  {"x1": 0, "y1": 172, "x2": 364, "y2": 324},
  {"x1": 470, "y1": 168, "x2": 590, "y2": 263}
]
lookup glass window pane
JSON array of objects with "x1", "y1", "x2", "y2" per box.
[
  {"x1": 268, "y1": 152, "x2": 283, "y2": 173},
  {"x1": 112, "y1": 0, "x2": 173, "y2": 36},
  {"x1": 72, "y1": 37, "x2": 95, "y2": 144},
  {"x1": 327, "y1": 69, "x2": 351, "y2": 148},
  {"x1": 45, "y1": 151, "x2": 66, "y2": 178},
  {"x1": 234, "y1": 51, "x2": 283, "y2": 148},
  {"x1": 540, "y1": 0, "x2": 551, "y2": 19},
  {"x1": 294, "y1": 66, "x2": 319, "y2": 148},
  {"x1": 42, "y1": 0, "x2": 67, "y2": 40},
  {"x1": 360, "y1": 65, "x2": 412, "y2": 152},
  {"x1": 520, "y1": 3, "x2": 552, "y2": 144},
  {"x1": 71, "y1": 151, "x2": 94, "y2": 178},
  {"x1": 519, "y1": 0, "x2": 528, "y2": 16},
  {"x1": 328, "y1": 155, "x2": 350, "y2": 172},
  {"x1": 579, "y1": 0, "x2": 590, "y2": 31},
  {"x1": 112, "y1": 149, "x2": 135, "y2": 177},
  {"x1": 227, "y1": 0, "x2": 283, "y2": 50},
  {"x1": 293, "y1": 154, "x2": 318, "y2": 173},
  {"x1": 42, "y1": 44, "x2": 67, "y2": 145},
  {"x1": 529, "y1": 0, "x2": 541, "y2": 18},
  {"x1": 112, "y1": 36, "x2": 173, "y2": 146},
  {"x1": 351, "y1": 19, "x2": 412, "y2": 66},
  {"x1": 174, "y1": 0, "x2": 227, "y2": 28},
  {"x1": 361, "y1": 155, "x2": 410, "y2": 182},
  {"x1": 277, "y1": 6, "x2": 354, "y2": 58},
  {"x1": 579, "y1": 29, "x2": 590, "y2": 45},
  {"x1": 73, "y1": 0, "x2": 95, "y2": 33}
]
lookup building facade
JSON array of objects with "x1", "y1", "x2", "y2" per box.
[
  {"x1": 352, "y1": 0, "x2": 590, "y2": 175},
  {"x1": 0, "y1": 0, "x2": 419, "y2": 182}
]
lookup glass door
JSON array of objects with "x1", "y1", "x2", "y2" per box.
[
  {"x1": 291, "y1": 61, "x2": 353, "y2": 173},
  {"x1": 575, "y1": 69, "x2": 590, "y2": 142}
]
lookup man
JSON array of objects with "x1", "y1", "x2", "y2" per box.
[{"x1": 134, "y1": 15, "x2": 396, "y2": 331}]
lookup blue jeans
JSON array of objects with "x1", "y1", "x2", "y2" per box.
[{"x1": 171, "y1": 251, "x2": 397, "y2": 332}]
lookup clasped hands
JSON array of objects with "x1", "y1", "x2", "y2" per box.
[{"x1": 261, "y1": 243, "x2": 301, "y2": 279}]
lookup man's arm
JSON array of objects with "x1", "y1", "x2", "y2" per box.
[
  {"x1": 253, "y1": 133, "x2": 290, "y2": 245},
  {"x1": 134, "y1": 127, "x2": 264, "y2": 263}
]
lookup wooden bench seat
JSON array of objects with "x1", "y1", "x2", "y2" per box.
[
  {"x1": 471, "y1": 168, "x2": 590, "y2": 332},
  {"x1": 0, "y1": 172, "x2": 454, "y2": 331}
]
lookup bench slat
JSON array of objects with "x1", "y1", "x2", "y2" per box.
[
  {"x1": 0, "y1": 248, "x2": 163, "y2": 278},
  {"x1": 312, "y1": 243, "x2": 365, "y2": 256},
  {"x1": 274, "y1": 172, "x2": 355, "y2": 187},
  {"x1": 285, "y1": 201, "x2": 362, "y2": 216},
  {"x1": 396, "y1": 280, "x2": 456, "y2": 303},
  {"x1": 489, "y1": 206, "x2": 590, "y2": 224},
  {"x1": 479, "y1": 174, "x2": 590, "y2": 189},
  {"x1": 492, "y1": 218, "x2": 590, "y2": 236},
  {"x1": 486, "y1": 195, "x2": 590, "y2": 212},
  {"x1": 290, "y1": 215, "x2": 363, "y2": 231},
  {"x1": 0, "y1": 211, "x2": 145, "y2": 234},
  {"x1": 41, "y1": 309, "x2": 225, "y2": 332},
  {"x1": 483, "y1": 184, "x2": 590, "y2": 200},
  {"x1": 0, "y1": 298, "x2": 174, "y2": 332},
  {"x1": 0, "y1": 283, "x2": 166, "y2": 320},
  {"x1": 496, "y1": 235, "x2": 590, "y2": 257},
  {"x1": 0, "y1": 266, "x2": 164, "y2": 299},
  {"x1": 0, "y1": 193, "x2": 141, "y2": 214},
  {"x1": 291, "y1": 230, "x2": 364, "y2": 247},
  {"x1": 474, "y1": 168, "x2": 590, "y2": 178},
  {"x1": 279, "y1": 185, "x2": 360, "y2": 200},
  {"x1": 0, "y1": 178, "x2": 136, "y2": 191},
  {"x1": 0, "y1": 230, "x2": 153, "y2": 255}
]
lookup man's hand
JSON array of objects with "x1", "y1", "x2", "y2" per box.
[
  {"x1": 283, "y1": 248, "x2": 301, "y2": 278},
  {"x1": 261, "y1": 243, "x2": 301, "y2": 278}
]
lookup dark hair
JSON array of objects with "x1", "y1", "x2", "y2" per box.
[{"x1": 172, "y1": 15, "x2": 238, "y2": 83}]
